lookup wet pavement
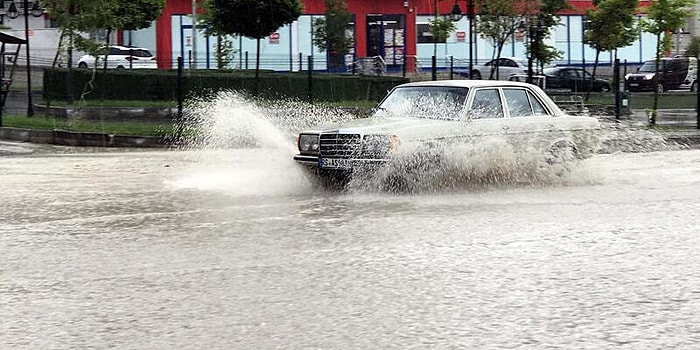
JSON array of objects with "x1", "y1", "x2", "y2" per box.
[{"x1": 1, "y1": 143, "x2": 700, "y2": 349}]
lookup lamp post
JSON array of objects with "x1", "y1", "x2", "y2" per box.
[
  {"x1": 6, "y1": 0, "x2": 43, "y2": 117},
  {"x1": 447, "y1": 0, "x2": 475, "y2": 79}
]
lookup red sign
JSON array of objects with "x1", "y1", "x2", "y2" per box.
[
  {"x1": 269, "y1": 32, "x2": 280, "y2": 44},
  {"x1": 456, "y1": 31, "x2": 466, "y2": 42}
]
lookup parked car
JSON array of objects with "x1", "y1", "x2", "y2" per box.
[
  {"x1": 625, "y1": 56, "x2": 698, "y2": 92},
  {"x1": 77, "y1": 45, "x2": 157, "y2": 69},
  {"x1": 543, "y1": 66, "x2": 611, "y2": 92},
  {"x1": 293, "y1": 80, "x2": 601, "y2": 189},
  {"x1": 468, "y1": 57, "x2": 530, "y2": 80}
]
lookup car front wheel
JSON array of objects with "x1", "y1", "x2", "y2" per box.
[
  {"x1": 470, "y1": 70, "x2": 482, "y2": 80},
  {"x1": 78, "y1": 62, "x2": 88, "y2": 69}
]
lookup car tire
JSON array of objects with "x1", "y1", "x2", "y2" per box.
[
  {"x1": 78, "y1": 62, "x2": 88, "y2": 69},
  {"x1": 545, "y1": 140, "x2": 578, "y2": 165},
  {"x1": 116, "y1": 65, "x2": 125, "y2": 70},
  {"x1": 691, "y1": 81, "x2": 698, "y2": 92},
  {"x1": 656, "y1": 83, "x2": 665, "y2": 93},
  {"x1": 470, "y1": 70, "x2": 482, "y2": 80},
  {"x1": 600, "y1": 84, "x2": 611, "y2": 93}
]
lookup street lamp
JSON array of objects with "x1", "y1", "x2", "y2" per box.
[
  {"x1": 6, "y1": 0, "x2": 43, "y2": 117},
  {"x1": 448, "y1": 0, "x2": 475, "y2": 79}
]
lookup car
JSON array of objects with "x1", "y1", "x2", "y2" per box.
[
  {"x1": 77, "y1": 45, "x2": 158, "y2": 69},
  {"x1": 468, "y1": 57, "x2": 530, "y2": 80},
  {"x1": 543, "y1": 67, "x2": 611, "y2": 92},
  {"x1": 625, "y1": 56, "x2": 698, "y2": 92},
  {"x1": 293, "y1": 80, "x2": 601, "y2": 190}
]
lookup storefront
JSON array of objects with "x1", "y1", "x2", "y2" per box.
[{"x1": 143, "y1": 0, "x2": 655, "y2": 71}]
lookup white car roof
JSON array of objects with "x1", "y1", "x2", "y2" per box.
[{"x1": 394, "y1": 80, "x2": 538, "y2": 89}]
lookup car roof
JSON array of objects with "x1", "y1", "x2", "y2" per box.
[
  {"x1": 110, "y1": 45, "x2": 151, "y2": 51},
  {"x1": 395, "y1": 80, "x2": 538, "y2": 89}
]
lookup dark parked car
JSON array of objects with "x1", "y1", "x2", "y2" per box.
[
  {"x1": 543, "y1": 67, "x2": 611, "y2": 92},
  {"x1": 624, "y1": 56, "x2": 698, "y2": 92}
]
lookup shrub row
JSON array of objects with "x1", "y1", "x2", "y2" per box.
[{"x1": 43, "y1": 68, "x2": 409, "y2": 103}]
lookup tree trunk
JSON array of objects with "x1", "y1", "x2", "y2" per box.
[
  {"x1": 491, "y1": 43, "x2": 505, "y2": 80},
  {"x1": 255, "y1": 37, "x2": 261, "y2": 97},
  {"x1": 103, "y1": 29, "x2": 111, "y2": 73},
  {"x1": 650, "y1": 33, "x2": 661, "y2": 125},
  {"x1": 585, "y1": 49, "x2": 600, "y2": 102}
]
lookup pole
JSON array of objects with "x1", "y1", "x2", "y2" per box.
[
  {"x1": 450, "y1": 56, "x2": 454, "y2": 79},
  {"x1": 468, "y1": 0, "x2": 474, "y2": 79},
  {"x1": 176, "y1": 56, "x2": 184, "y2": 140},
  {"x1": 431, "y1": 55, "x2": 437, "y2": 81},
  {"x1": 24, "y1": 0, "x2": 33, "y2": 117},
  {"x1": 191, "y1": 0, "x2": 197, "y2": 70},
  {"x1": 696, "y1": 64, "x2": 700, "y2": 129},
  {"x1": 307, "y1": 55, "x2": 313, "y2": 104}
]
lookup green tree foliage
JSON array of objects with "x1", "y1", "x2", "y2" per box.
[
  {"x1": 530, "y1": 0, "x2": 568, "y2": 66},
  {"x1": 685, "y1": 36, "x2": 700, "y2": 58},
  {"x1": 312, "y1": 0, "x2": 353, "y2": 53},
  {"x1": 583, "y1": 0, "x2": 638, "y2": 100},
  {"x1": 41, "y1": 0, "x2": 164, "y2": 58},
  {"x1": 201, "y1": 0, "x2": 302, "y2": 94},
  {"x1": 476, "y1": 0, "x2": 538, "y2": 79},
  {"x1": 640, "y1": 0, "x2": 694, "y2": 124},
  {"x1": 312, "y1": 0, "x2": 354, "y2": 71},
  {"x1": 428, "y1": 16, "x2": 456, "y2": 57}
]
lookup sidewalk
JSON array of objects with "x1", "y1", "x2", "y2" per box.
[{"x1": 600, "y1": 109, "x2": 700, "y2": 148}]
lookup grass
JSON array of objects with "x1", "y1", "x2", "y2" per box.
[
  {"x1": 43, "y1": 99, "x2": 176, "y2": 108},
  {"x1": 2, "y1": 114, "x2": 176, "y2": 137}
]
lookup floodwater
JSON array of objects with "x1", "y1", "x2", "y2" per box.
[{"x1": 2, "y1": 93, "x2": 700, "y2": 349}]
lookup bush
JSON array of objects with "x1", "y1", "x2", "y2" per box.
[{"x1": 43, "y1": 68, "x2": 408, "y2": 103}]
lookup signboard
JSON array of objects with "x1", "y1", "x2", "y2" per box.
[
  {"x1": 269, "y1": 32, "x2": 280, "y2": 44},
  {"x1": 456, "y1": 31, "x2": 466, "y2": 42}
]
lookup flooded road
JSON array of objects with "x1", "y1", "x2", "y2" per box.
[{"x1": 2, "y1": 142, "x2": 700, "y2": 349}]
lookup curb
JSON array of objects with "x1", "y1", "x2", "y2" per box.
[{"x1": 0, "y1": 127, "x2": 170, "y2": 148}]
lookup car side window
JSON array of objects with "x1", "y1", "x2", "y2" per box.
[
  {"x1": 527, "y1": 91, "x2": 547, "y2": 115},
  {"x1": 471, "y1": 88, "x2": 504, "y2": 119},
  {"x1": 108, "y1": 47, "x2": 121, "y2": 55},
  {"x1": 503, "y1": 88, "x2": 533, "y2": 117}
]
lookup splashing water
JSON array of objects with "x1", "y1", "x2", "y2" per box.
[{"x1": 168, "y1": 90, "x2": 611, "y2": 194}]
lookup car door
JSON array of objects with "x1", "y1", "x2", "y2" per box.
[{"x1": 465, "y1": 88, "x2": 508, "y2": 138}]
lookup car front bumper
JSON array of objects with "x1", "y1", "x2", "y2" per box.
[{"x1": 293, "y1": 154, "x2": 388, "y2": 170}]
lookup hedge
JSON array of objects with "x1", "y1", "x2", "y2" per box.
[{"x1": 43, "y1": 68, "x2": 409, "y2": 103}]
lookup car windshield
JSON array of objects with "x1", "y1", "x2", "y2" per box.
[
  {"x1": 373, "y1": 86, "x2": 469, "y2": 120},
  {"x1": 638, "y1": 61, "x2": 664, "y2": 72}
]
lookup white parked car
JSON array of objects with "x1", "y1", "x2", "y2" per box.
[
  {"x1": 77, "y1": 45, "x2": 157, "y2": 69},
  {"x1": 293, "y1": 80, "x2": 601, "y2": 189},
  {"x1": 469, "y1": 57, "x2": 529, "y2": 80}
]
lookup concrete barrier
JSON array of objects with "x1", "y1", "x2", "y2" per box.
[{"x1": 0, "y1": 127, "x2": 168, "y2": 148}]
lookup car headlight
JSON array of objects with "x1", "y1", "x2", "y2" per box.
[
  {"x1": 363, "y1": 134, "x2": 401, "y2": 157},
  {"x1": 298, "y1": 134, "x2": 320, "y2": 154}
]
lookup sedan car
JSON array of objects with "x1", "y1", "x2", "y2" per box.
[
  {"x1": 293, "y1": 80, "x2": 601, "y2": 190},
  {"x1": 77, "y1": 45, "x2": 157, "y2": 69},
  {"x1": 543, "y1": 67, "x2": 611, "y2": 92},
  {"x1": 468, "y1": 57, "x2": 529, "y2": 80}
]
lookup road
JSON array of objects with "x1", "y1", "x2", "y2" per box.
[{"x1": 1, "y1": 141, "x2": 699, "y2": 349}]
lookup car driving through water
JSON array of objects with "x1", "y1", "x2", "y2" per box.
[{"x1": 293, "y1": 80, "x2": 601, "y2": 189}]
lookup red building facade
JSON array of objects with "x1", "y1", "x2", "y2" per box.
[{"x1": 153, "y1": 0, "x2": 652, "y2": 69}]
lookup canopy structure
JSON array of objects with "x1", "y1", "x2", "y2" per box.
[{"x1": 0, "y1": 32, "x2": 27, "y2": 113}]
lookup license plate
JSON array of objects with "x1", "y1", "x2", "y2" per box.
[
  {"x1": 630, "y1": 83, "x2": 639, "y2": 87},
  {"x1": 319, "y1": 158, "x2": 353, "y2": 169}
]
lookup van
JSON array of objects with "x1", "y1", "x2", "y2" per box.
[{"x1": 624, "y1": 56, "x2": 698, "y2": 92}]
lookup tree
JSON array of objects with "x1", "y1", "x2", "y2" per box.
[
  {"x1": 530, "y1": 0, "x2": 568, "y2": 69},
  {"x1": 583, "y1": 0, "x2": 638, "y2": 101},
  {"x1": 641, "y1": 0, "x2": 694, "y2": 125},
  {"x1": 476, "y1": 0, "x2": 536, "y2": 79},
  {"x1": 202, "y1": 0, "x2": 303, "y2": 95},
  {"x1": 41, "y1": 0, "x2": 164, "y2": 99},
  {"x1": 312, "y1": 0, "x2": 354, "y2": 72},
  {"x1": 428, "y1": 16, "x2": 456, "y2": 59},
  {"x1": 685, "y1": 36, "x2": 700, "y2": 58}
]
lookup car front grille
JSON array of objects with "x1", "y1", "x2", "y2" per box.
[{"x1": 319, "y1": 133, "x2": 362, "y2": 158}]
